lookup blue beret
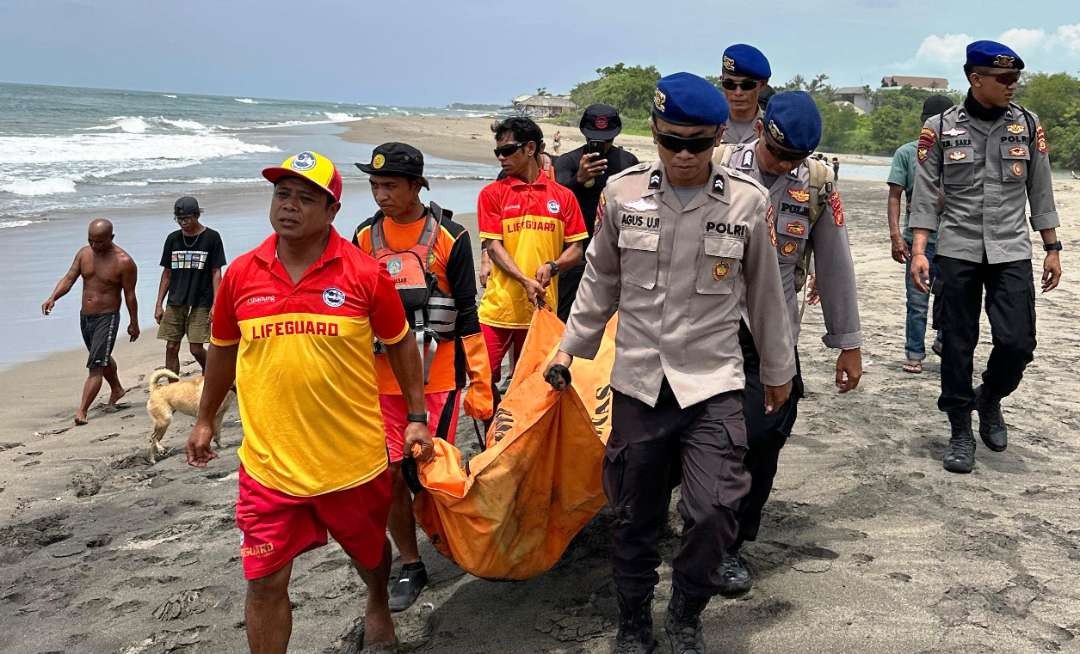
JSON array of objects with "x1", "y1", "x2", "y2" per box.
[
  {"x1": 722, "y1": 44, "x2": 771, "y2": 80},
  {"x1": 965, "y1": 40, "x2": 1024, "y2": 70},
  {"x1": 762, "y1": 91, "x2": 821, "y2": 152},
  {"x1": 652, "y1": 72, "x2": 730, "y2": 126}
]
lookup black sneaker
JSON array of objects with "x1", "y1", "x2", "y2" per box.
[
  {"x1": 974, "y1": 385, "x2": 1008, "y2": 452},
  {"x1": 717, "y1": 552, "x2": 752, "y2": 597},
  {"x1": 943, "y1": 411, "x2": 976, "y2": 474},
  {"x1": 388, "y1": 561, "x2": 428, "y2": 613}
]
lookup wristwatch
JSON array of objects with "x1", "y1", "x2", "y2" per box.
[
  {"x1": 546, "y1": 260, "x2": 560, "y2": 276},
  {"x1": 1044, "y1": 241, "x2": 1063, "y2": 252},
  {"x1": 406, "y1": 412, "x2": 428, "y2": 425}
]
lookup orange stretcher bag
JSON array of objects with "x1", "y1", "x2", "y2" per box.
[{"x1": 414, "y1": 309, "x2": 618, "y2": 579}]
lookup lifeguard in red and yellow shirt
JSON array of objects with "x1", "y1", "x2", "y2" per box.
[
  {"x1": 185, "y1": 150, "x2": 432, "y2": 653},
  {"x1": 479, "y1": 117, "x2": 587, "y2": 384}
]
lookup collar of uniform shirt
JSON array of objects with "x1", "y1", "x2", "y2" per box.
[{"x1": 963, "y1": 89, "x2": 1007, "y2": 121}]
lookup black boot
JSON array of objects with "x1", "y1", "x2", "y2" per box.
[
  {"x1": 716, "y1": 550, "x2": 752, "y2": 597},
  {"x1": 664, "y1": 587, "x2": 708, "y2": 654},
  {"x1": 974, "y1": 385, "x2": 1008, "y2": 452},
  {"x1": 388, "y1": 560, "x2": 428, "y2": 612},
  {"x1": 943, "y1": 410, "x2": 976, "y2": 474},
  {"x1": 613, "y1": 591, "x2": 656, "y2": 654}
]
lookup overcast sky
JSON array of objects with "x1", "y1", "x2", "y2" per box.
[{"x1": 2, "y1": 0, "x2": 1078, "y2": 106}]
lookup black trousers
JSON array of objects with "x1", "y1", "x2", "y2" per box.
[
  {"x1": 736, "y1": 321, "x2": 803, "y2": 548},
  {"x1": 934, "y1": 256, "x2": 1036, "y2": 413},
  {"x1": 605, "y1": 381, "x2": 749, "y2": 601},
  {"x1": 557, "y1": 262, "x2": 586, "y2": 323}
]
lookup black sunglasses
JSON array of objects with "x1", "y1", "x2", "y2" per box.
[
  {"x1": 721, "y1": 78, "x2": 759, "y2": 91},
  {"x1": 175, "y1": 214, "x2": 197, "y2": 223},
  {"x1": 764, "y1": 139, "x2": 811, "y2": 163},
  {"x1": 494, "y1": 142, "x2": 526, "y2": 158},
  {"x1": 656, "y1": 131, "x2": 717, "y2": 155},
  {"x1": 978, "y1": 71, "x2": 1021, "y2": 86}
]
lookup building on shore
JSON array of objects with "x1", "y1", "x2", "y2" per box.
[
  {"x1": 879, "y1": 75, "x2": 949, "y2": 90},
  {"x1": 512, "y1": 94, "x2": 577, "y2": 118},
  {"x1": 835, "y1": 86, "x2": 873, "y2": 114}
]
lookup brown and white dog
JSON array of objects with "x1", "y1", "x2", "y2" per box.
[{"x1": 145, "y1": 369, "x2": 234, "y2": 463}]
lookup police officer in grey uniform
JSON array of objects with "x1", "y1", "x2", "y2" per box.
[
  {"x1": 910, "y1": 40, "x2": 1063, "y2": 474},
  {"x1": 719, "y1": 44, "x2": 771, "y2": 145},
  {"x1": 546, "y1": 72, "x2": 796, "y2": 654},
  {"x1": 715, "y1": 91, "x2": 862, "y2": 593}
]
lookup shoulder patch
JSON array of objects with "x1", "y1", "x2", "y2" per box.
[
  {"x1": 1036, "y1": 125, "x2": 1048, "y2": 153},
  {"x1": 917, "y1": 127, "x2": 936, "y2": 164},
  {"x1": 608, "y1": 161, "x2": 651, "y2": 183},
  {"x1": 828, "y1": 190, "x2": 845, "y2": 227}
]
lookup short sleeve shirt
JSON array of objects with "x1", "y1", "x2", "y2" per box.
[
  {"x1": 888, "y1": 141, "x2": 935, "y2": 244},
  {"x1": 210, "y1": 229, "x2": 409, "y2": 497},
  {"x1": 477, "y1": 171, "x2": 587, "y2": 328},
  {"x1": 159, "y1": 227, "x2": 227, "y2": 307}
]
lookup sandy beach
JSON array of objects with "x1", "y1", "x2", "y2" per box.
[{"x1": 2, "y1": 114, "x2": 1080, "y2": 653}]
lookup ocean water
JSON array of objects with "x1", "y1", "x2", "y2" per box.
[{"x1": 0, "y1": 82, "x2": 498, "y2": 230}]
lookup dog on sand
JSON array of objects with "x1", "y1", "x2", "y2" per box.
[{"x1": 146, "y1": 369, "x2": 234, "y2": 463}]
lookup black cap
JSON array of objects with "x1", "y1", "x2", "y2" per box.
[
  {"x1": 758, "y1": 85, "x2": 776, "y2": 112},
  {"x1": 580, "y1": 104, "x2": 622, "y2": 140},
  {"x1": 173, "y1": 196, "x2": 201, "y2": 216},
  {"x1": 356, "y1": 142, "x2": 429, "y2": 189},
  {"x1": 921, "y1": 95, "x2": 954, "y2": 123}
]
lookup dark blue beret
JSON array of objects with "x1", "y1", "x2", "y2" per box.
[
  {"x1": 966, "y1": 40, "x2": 1024, "y2": 70},
  {"x1": 722, "y1": 44, "x2": 772, "y2": 80},
  {"x1": 762, "y1": 91, "x2": 821, "y2": 152},
  {"x1": 652, "y1": 72, "x2": 729, "y2": 126}
]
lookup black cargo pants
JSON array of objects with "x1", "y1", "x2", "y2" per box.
[
  {"x1": 934, "y1": 256, "x2": 1036, "y2": 413},
  {"x1": 735, "y1": 321, "x2": 803, "y2": 548},
  {"x1": 605, "y1": 380, "x2": 749, "y2": 602}
]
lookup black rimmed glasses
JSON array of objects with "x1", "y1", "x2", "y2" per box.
[
  {"x1": 655, "y1": 131, "x2": 718, "y2": 155},
  {"x1": 721, "y1": 78, "x2": 759, "y2": 91},
  {"x1": 494, "y1": 142, "x2": 526, "y2": 158}
]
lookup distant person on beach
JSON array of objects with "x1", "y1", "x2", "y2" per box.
[
  {"x1": 554, "y1": 103, "x2": 640, "y2": 322},
  {"x1": 887, "y1": 94, "x2": 952, "y2": 374},
  {"x1": 716, "y1": 91, "x2": 862, "y2": 596},
  {"x1": 478, "y1": 117, "x2": 586, "y2": 386},
  {"x1": 186, "y1": 151, "x2": 433, "y2": 652},
  {"x1": 832, "y1": 156, "x2": 840, "y2": 179},
  {"x1": 719, "y1": 43, "x2": 771, "y2": 144},
  {"x1": 553, "y1": 129, "x2": 561, "y2": 154},
  {"x1": 910, "y1": 40, "x2": 1062, "y2": 474},
  {"x1": 41, "y1": 218, "x2": 139, "y2": 425},
  {"x1": 154, "y1": 196, "x2": 226, "y2": 375},
  {"x1": 353, "y1": 142, "x2": 493, "y2": 612},
  {"x1": 547, "y1": 73, "x2": 795, "y2": 653}
]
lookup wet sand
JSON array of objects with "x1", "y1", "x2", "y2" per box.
[{"x1": 2, "y1": 166, "x2": 1080, "y2": 651}]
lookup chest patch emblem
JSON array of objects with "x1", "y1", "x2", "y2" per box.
[
  {"x1": 1006, "y1": 124, "x2": 1025, "y2": 135},
  {"x1": 781, "y1": 241, "x2": 798, "y2": 256},
  {"x1": 322, "y1": 287, "x2": 346, "y2": 308},
  {"x1": 713, "y1": 261, "x2": 731, "y2": 281},
  {"x1": 1012, "y1": 162, "x2": 1024, "y2": 177},
  {"x1": 787, "y1": 188, "x2": 810, "y2": 202},
  {"x1": 785, "y1": 221, "x2": 806, "y2": 236},
  {"x1": 947, "y1": 150, "x2": 967, "y2": 161},
  {"x1": 547, "y1": 199, "x2": 560, "y2": 214},
  {"x1": 942, "y1": 128, "x2": 966, "y2": 137},
  {"x1": 1008, "y1": 146, "x2": 1027, "y2": 157}
]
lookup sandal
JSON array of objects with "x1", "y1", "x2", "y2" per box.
[{"x1": 902, "y1": 360, "x2": 923, "y2": 374}]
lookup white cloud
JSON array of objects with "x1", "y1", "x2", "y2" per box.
[
  {"x1": 914, "y1": 33, "x2": 972, "y2": 65},
  {"x1": 999, "y1": 28, "x2": 1046, "y2": 52},
  {"x1": 1055, "y1": 24, "x2": 1080, "y2": 54}
]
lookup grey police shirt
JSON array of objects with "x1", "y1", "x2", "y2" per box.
[
  {"x1": 909, "y1": 103, "x2": 1059, "y2": 264},
  {"x1": 561, "y1": 161, "x2": 796, "y2": 408},
  {"x1": 723, "y1": 142, "x2": 862, "y2": 350},
  {"x1": 722, "y1": 114, "x2": 760, "y2": 145}
]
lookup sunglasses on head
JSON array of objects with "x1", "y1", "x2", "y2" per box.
[
  {"x1": 655, "y1": 131, "x2": 718, "y2": 155},
  {"x1": 721, "y1": 78, "x2": 759, "y2": 91},
  {"x1": 764, "y1": 139, "x2": 811, "y2": 163},
  {"x1": 978, "y1": 71, "x2": 1021, "y2": 86},
  {"x1": 494, "y1": 142, "x2": 526, "y2": 158}
]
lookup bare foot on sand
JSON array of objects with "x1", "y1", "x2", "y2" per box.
[
  {"x1": 363, "y1": 605, "x2": 397, "y2": 652},
  {"x1": 74, "y1": 414, "x2": 88, "y2": 426},
  {"x1": 104, "y1": 387, "x2": 128, "y2": 411}
]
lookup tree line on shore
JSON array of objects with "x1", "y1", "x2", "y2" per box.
[{"x1": 560, "y1": 63, "x2": 1080, "y2": 169}]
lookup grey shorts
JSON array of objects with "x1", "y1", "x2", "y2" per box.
[{"x1": 80, "y1": 312, "x2": 120, "y2": 369}]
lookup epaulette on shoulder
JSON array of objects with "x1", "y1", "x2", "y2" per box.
[
  {"x1": 608, "y1": 161, "x2": 651, "y2": 183},
  {"x1": 726, "y1": 167, "x2": 768, "y2": 196}
]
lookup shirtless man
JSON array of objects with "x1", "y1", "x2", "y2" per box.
[{"x1": 42, "y1": 219, "x2": 140, "y2": 424}]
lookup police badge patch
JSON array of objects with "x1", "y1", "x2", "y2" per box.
[
  {"x1": 712, "y1": 174, "x2": 725, "y2": 195},
  {"x1": 649, "y1": 170, "x2": 662, "y2": 189},
  {"x1": 1012, "y1": 162, "x2": 1024, "y2": 177},
  {"x1": 654, "y1": 89, "x2": 666, "y2": 113},
  {"x1": 787, "y1": 188, "x2": 810, "y2": 203},
  {"x1": 917, "y1": 127, "x2": 936, "y2": 164},
  {"x1": 713, "y1": 261, "x2": 730, "y2": 280},
  {"x1": 723, "y1": 55, "x2": 735, "y2": 71},
  {"x1": 828, "y1": 190, "x2": 845, "y2": 227},
  {"x1": 1007, "y1": 124, "x2": 1025, "y2": 135},
  {"x1": 1036, "y1": 125, "x2": 1048, "y2": 153},
  {"x1": 781, "y1": 241, "x2": 798, "y2": 256}
]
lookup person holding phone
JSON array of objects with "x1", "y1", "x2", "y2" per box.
[{"x1": 554, "y1": 104, "x2": 639, "y2": 322}]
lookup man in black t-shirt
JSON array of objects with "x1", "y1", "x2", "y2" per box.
[
  {"x1": 155, "y1": 196, "x2": 226, "y2": 374},
  {"x1": 554, "y1": 104, "x2": 639, "y2": 322}
]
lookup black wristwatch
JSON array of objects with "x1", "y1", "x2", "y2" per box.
[
  {"x1": 1044, "y1": 241, "x2": 1063, "y2": 252},
  {"x1": 546, "y1": 260, "x2": 560, "y2": 276},
  {"x1": 406, "y1": 412, "x2": 428, "y2": 425}
]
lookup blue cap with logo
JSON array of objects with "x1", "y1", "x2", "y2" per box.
[
  {"x1": 722, "y1": 44, "x2": 772, "y2": 80},
  {"x1": 652, "y1": 72, "x2": 730, "y2": 126},
  {"x1": 965, "y1": 40, "x2": 1024, "y2": 70},
  {"x1": 762, "y1": 91, "x2": 822, "y2": 153}
]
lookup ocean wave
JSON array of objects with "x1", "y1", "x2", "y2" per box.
[
  {"x1": 144, "y1": 176, "x2": 263, "y2": 185},
  {"x1": 3, "y1": 132, "x2": 278, "y2": 165},
  {"x1": 0, "y1": 178, "x2": 77, "y2": 196},
  {"x1": 0, "y1": 220, "x2": 36, "y2": 230},
  {"x1": 157, "y1": 117, "x2": 210, "y2": 131},
  {"x1": 84, "y1": 116, "x2": 151, "y2": 133},
  {"x1": 235, "y1": 98, "x2": 257, "y2": 104},
  {"x1": 163, "y1": 94, "x2": 178, "y2": 99}
]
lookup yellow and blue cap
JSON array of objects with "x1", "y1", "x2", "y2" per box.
[{"x1": 262, "y1": 150, "x2": 343, "y2": 202}]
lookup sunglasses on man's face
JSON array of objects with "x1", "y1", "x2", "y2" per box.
[
  {"x1": 721, "y1": 78, "x2": 759, "y2": 92},
  {"x1": 175, "y1": 214, "x2": 197, "y2": 223},
  {"x1": 494, "y1": 142, "x2": 525, "y2": 158},
  {"x1": 764, "y1": 139, "x2": 810, "y2": 163},
  {"x1": 979, "y1": 71, "x2": 1021, "y2": 86},
  {"x1": 655, "y1": 131, "x2": 717, "y2": 155}
]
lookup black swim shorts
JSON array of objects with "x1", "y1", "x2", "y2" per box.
[{"x1": 80, "y1": 312, "x2": 120, "y2": 369}]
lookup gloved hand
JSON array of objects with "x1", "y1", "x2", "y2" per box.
[{"x1": 461, "y1": 333, "x2": 493, "y2": 420}]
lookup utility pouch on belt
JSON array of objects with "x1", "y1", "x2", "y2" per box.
[{"x1": 370, "y1": 202, "x2": 459, "y2": 383}]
